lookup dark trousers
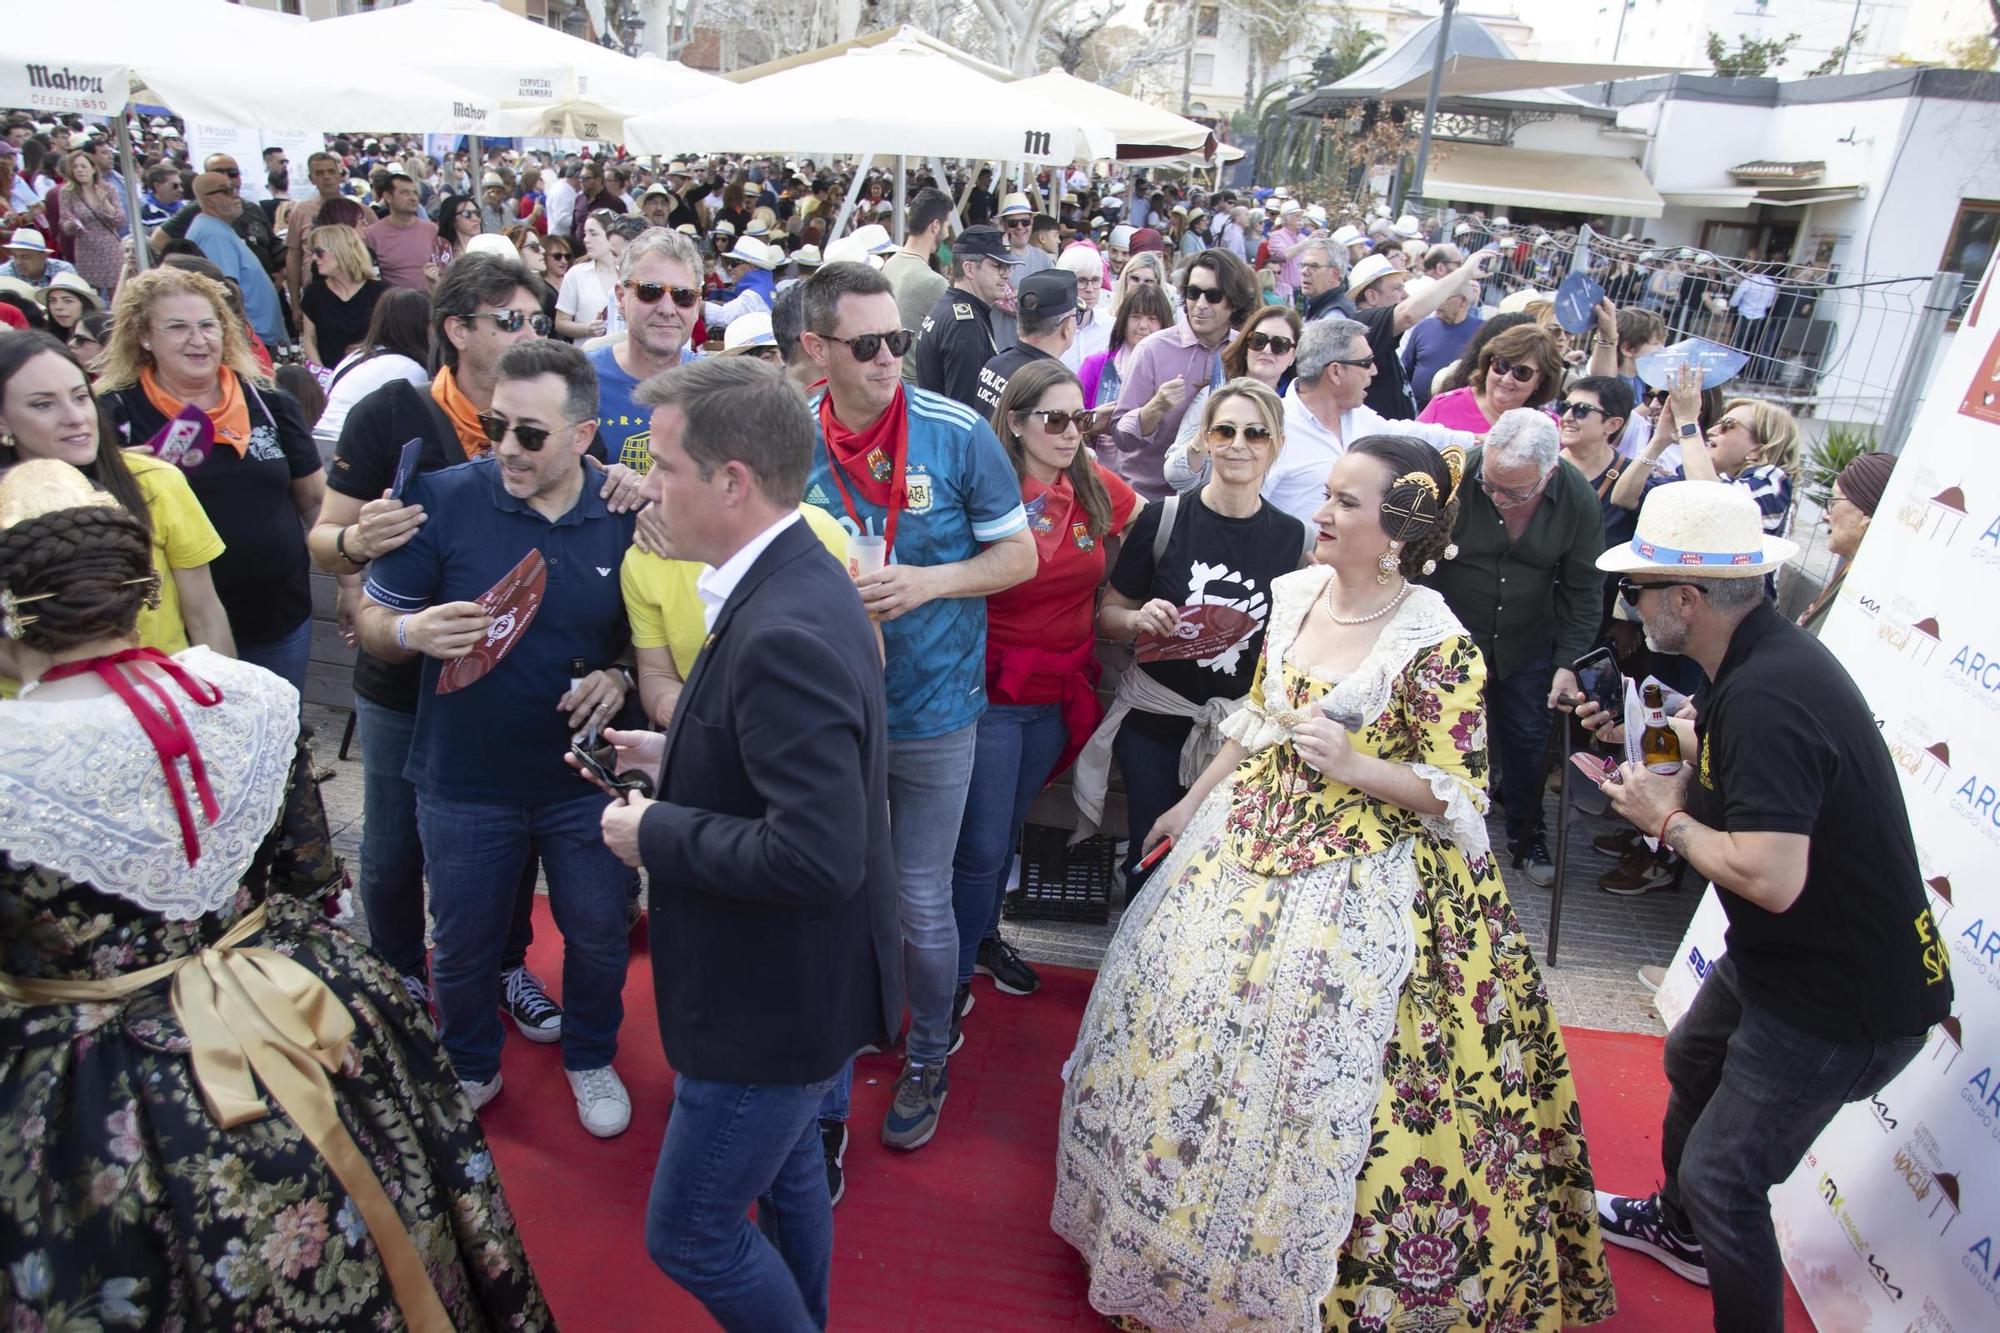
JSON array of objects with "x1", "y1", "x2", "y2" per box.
[
  {"x1": 1114, "y1": 721, "x2": 1189, "y2": 893},
  {"x1": 1488, "y1": 656, "x2": 1554, "y2": 852},
  {"x1": 1659, "y1": 956, "x2": 1925, "y2": 1332}
]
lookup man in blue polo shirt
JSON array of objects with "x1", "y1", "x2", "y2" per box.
[
  {"x1": 799, "y1": 262, "x2": 1035, "y2": 1167},
  {"x1": 358, "y1": 339, "x2": 641, "y2": 1140}
]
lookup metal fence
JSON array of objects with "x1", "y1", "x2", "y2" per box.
[{"x1": 1398, "y1": 205, "x2": 1962, "y2": 452}]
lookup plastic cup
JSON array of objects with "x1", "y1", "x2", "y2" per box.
[{"x1": 848, "y1": 533, "x2": 887, "y2": 580}]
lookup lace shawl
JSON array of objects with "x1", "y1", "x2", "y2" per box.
[
  {"x1": 1219, "y1": 568, "x2": 1490, "y2": 856},
  {"x1": 1, "y1": 648, "x2": 300, "y2": 920}
]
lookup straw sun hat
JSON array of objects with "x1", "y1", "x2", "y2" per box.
[{"x1": 1596, "y1": 481, "x2": 1798, "y2": 577}]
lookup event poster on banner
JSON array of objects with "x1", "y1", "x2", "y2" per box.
[
  {"x1": 182, "y1": 125, "x2": 321, "y2": 204},
  {"x1": 1653, "y1": 256, "x2": 2000, "y2": 1332}
]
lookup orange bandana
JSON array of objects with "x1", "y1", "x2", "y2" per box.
[
  {"x1": 430, "y1": 366, "x2": 491, "y2": 460},
  {"x1": 140, "y1": 367, "x2": 251, "y2": 456}
]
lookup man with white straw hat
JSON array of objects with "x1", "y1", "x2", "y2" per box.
[
  {"x1": 1582, "y1": 481, "x2": 1949, "y2": 1329},
  {"x1": 1346, "y1": 246, "x2": 1499, "y2": 419},
  {"x1": 703, "y1": 235, "x2": 779, "y2": 331}
]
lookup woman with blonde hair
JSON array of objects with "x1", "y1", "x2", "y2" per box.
[
  {"x1": 1075, "y1": 377, "x2": 1312, "y2": 893},
  {"x1": 1110, "y1": 250, "x2": 1172, "y2": 316},
  {"x1": 298, "y1": 224, "x2": 387, "y2": 370},
  {"x1": 1610, "y1": 365, "x2": 1801, "y2": 538},
  {"x1": 97, "y1": 267, "x2": 324, "y2": 692},
  {"x1": 56, "y1": 147, "x2": 126, "y2": 297}
]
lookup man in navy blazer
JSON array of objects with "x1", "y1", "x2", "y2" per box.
[{"x1": 592, "y1": 357, "x2": 899, "y2": 1332}]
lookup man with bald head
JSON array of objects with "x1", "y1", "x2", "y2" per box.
[
  {"x1": 187, "y1": 170, "x2": 286, "y2": 344},
  {"x1": 151, "y1": 152, "x2": 285, "y2": 280}
]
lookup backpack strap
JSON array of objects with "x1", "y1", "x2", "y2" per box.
[{"x1": 1151, "y1": 493, "x2": 1180, "y2": 568}]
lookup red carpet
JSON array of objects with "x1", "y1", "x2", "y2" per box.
[{"x1": 481, "y1": 902, "x2": 1812, "y2": 1329}]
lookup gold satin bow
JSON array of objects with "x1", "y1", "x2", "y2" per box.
[{"x1": 0, "y1": 905, "x2": 451, "y2": 1332}]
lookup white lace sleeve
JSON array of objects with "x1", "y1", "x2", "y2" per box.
[
  {"x1": 1219, "y1": 699, "x2": 1286, "y2": 752},
  {"x1": 1409, "y1": 763, "x2": 1491, "y2": 858}
]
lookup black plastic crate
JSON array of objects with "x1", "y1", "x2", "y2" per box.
[{"x1": 1008, "y1": 823, "x2": 1118, "y2": 923}]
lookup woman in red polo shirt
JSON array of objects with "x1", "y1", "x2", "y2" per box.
[{"x1": 950, "y1": 360, "x2": 1141, "y2": 1020}]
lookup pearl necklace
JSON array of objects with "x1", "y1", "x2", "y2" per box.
[{"x1": 1323, "y1": 581, "x2": 1409, "y2": 626}]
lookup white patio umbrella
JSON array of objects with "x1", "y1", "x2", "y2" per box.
[
  {"x1": 309, "y1": 0, "x2": 714, "y2": 111},
  {"x1": 1012, "y1": 70, "x2": 1214, "y2": 163},
  {"x1": 0, "y1": 0, "x2": 494, "y2": 132},
  {"x1": 622, "y1": 32, "x2": 1114, "y2": 164}
]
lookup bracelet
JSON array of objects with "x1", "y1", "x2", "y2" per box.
[
  {"x1": 395, "y1": 614, "x2": 411, "y2": 652},
  {"x1": 336, "y1": 524, "x2": 359, "y2": 565},
  {"x1": 1658, "y1": 808, "x2": 1687, "y2": 846}
]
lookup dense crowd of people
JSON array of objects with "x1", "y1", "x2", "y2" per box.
[{"x1": 0, "y1": 106, "x2": 1952, "y2": 1333}]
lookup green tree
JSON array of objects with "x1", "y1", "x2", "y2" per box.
[{"x1": 1705, "y1": 30, "x2": 1799, "y2": 77}]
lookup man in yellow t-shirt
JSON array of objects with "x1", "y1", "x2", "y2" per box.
[{"x1": 620, "y1": 502, "x2": 851, "y2": 725}]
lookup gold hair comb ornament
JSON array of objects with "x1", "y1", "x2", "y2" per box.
[
  {"x1": 1394, "y1": 470, "x2": 1440, "y2": 500},
  {"x1": 1440, "y1": 446, "x2": 1466, "y2": 498},
  {"x1": 0, "y1": 587, "x2": 56, "y2": 640}
]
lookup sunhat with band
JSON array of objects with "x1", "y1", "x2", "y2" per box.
[{"x1": 1596, "y1": 481, "x2": 1798, "y2": 578}]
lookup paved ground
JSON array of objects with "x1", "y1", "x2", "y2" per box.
[{"x1": 308, "y1": 702, "x2": 1696, "y2": 1039}]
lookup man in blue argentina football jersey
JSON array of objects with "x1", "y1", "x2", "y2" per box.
[{"x1": 798, "y1": 262, "x2": 1035, "y2": 1171}]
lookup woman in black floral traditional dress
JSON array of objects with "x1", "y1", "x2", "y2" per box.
[{"x1": 0, "y1": 459, "x2": 549, "y2": 1330}]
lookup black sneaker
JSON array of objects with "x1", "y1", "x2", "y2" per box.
[
  {"x1": 1511, "y1": 831, "x2": 1556, "y2": 888},
  {"x1": 881, "y1": 1059, "x2": 949, "y2": 1151},
  {"x1": 501, "y1": 966, "x2": 563, "y2": 1043},
  {"x1": 819, "y1": 1118, "x2": 848, "y2": 1207},
  {"x1": 1596, "y1": 1191, "x2": 1709, "y2": 1286},
  {"x1": 975, "y1": 934, "x2": 1041, "y2": 996},
  {"x1": 949, "y1": 983, "x2": 971, "y2": 1056}
]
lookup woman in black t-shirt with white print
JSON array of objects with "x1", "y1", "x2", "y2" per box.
[{"x1": 1091, "y1": 379, "x2": 1307, "y2": 888}]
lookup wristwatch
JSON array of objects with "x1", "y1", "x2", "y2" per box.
[
  {"x1": 1677, "y1": 421, "x2": 1701, "y2": 439},
  {"x1": 612, "y1": 664, "x2": 637, "y2": 692}
]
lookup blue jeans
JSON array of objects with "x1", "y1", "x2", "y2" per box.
[
  {"x1": 1658, "y1": 956, "x2": 1924, "y2": 1333},
  {"x1": 1487, "y1": 655, "x2": 1554, "y2": 852},
  {"x1": 416, "y1": 789, "x2": 634, "y2": 1082},
  {"x1": 353, "y1": 697, "x2": 535, "y2": 980},
  {"x1": 646, "y1": 1072, "x2": 839, "y2": 1332},
  {"x1": 950, "y1": 703, "x2": 1066, "y2": 983},
  {"x1": 1114, "y1": 719, "x2": 1190, "y2": 892},
  {"x1": 237, "y1": 615, "x2": 312, "y2": 696},
  {"x1": 817, "y1": 722, "x2": 977, "y2": 1121}
]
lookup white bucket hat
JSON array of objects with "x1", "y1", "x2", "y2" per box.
[
  {"x1": 846, "y1": 223, "x2": 895, "y2": 256},
  {"x1": 1330, "y1": 224, "x2": 1363, "y2": 248},
  {"x1": 1597, "y1": 481, "x2": 1799, "y2": 577},
  {"x1": 1346, "y1": 253, "x2": 1400, "y2": 298},
  {"x1": 724, "y1": 236, "x2": 779, "y2": 269},
  {"x1": 1393, "y1": 214, "x2": 1423, "y2": 238},
  {"x1": 722, "y1": 311, "x2": 777, "y2": 353}
]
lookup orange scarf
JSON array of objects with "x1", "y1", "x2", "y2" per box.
[
  {"x1": 140, "y1": 367, "x2": 251, "y2": 457},
  {"x1": 431, "y1": 366, "x2": 490, "y2": 460}
]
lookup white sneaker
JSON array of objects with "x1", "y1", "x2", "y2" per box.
[
  {"x1": 460, "y1": 1072, "x2": 502, "y2": 1111},
  {"x1": 567, "y1": 1065, "x2": 631, "y2": 1138}
]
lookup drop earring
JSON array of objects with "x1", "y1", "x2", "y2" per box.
[{"x1": 1377, "y1": 541, "x2": 1400, "y2": 585}]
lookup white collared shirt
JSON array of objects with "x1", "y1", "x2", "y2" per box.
[
  {"x1": 695, "y1": 511, "x2": 802, "y2": 632},
  {"x1": 1263, "y1": 386, "x2": 1475, "y2": 525}
]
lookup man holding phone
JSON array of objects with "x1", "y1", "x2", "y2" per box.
[{"x1": 1578, "y1": 481, "x2": 1948, "y2": 1332}]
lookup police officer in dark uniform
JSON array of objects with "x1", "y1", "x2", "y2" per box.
[
  {"x1": 975, "y1": 269, "x2": 1080, "y2": 417},
  {"x1": 913, "y1": 224, "x2": 1023, "y2": 411}
]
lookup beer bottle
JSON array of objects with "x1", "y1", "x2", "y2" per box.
[{"x1": 1641, "y1": 682, "x2": 1682, "y2": 775}]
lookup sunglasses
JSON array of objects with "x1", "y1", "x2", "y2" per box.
[
  {"x1": 1205, "y1": 422, "x2": 1275, "y2": 446},
  {"x1": 625, "y1": 281, "x2": 702, "y2": 309},
  {"x1": 1487, "y1": 356, "x2": 1539, "y2": 384},
  {"x1": 522, "y1": 240, "x2": 544, "y2": 254},
  {"x1": 823, "y1": 329, "x2": 914, "y2": 360},
  {"x1": 1245, "y1": 332, "x2": 1295, "y2": 355},
  {"x1": 545, "y1": 248, "x2": 573, "y2": 262},
  {"x1": 1642, "y1": 389, "x2": 1669, "y2": 405},
  {"x1": 1022, "y1": 408, "x2": 1102, "y2": 435},
  {"x1": 1002, "y1": 218, "x2": 1032, "y2": 228},
  {"x1": 67, "y1": 332, "x2": 100, "y2": 349},
  {"x1": 460, "y1": 309, "x2": 552, "y2": 336},
  {"x1": 1617, "y1": 578, "x2": 1707, "y2": 609},
  {"x1": 477, "y1": 411, "x2": 580, "y2": 452},
  {"x1": 1555, "y1": 400, "x2": 1607, "y2": 420},
  {"x1": 217, "y1": 168, "x2": 241, "y2": 178},
  {"x1": 1183, "y1": 284, "x2": 1229, "y2": 306}
]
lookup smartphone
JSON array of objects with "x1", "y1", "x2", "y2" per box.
[
  {"x1": 570, "y1": 737, "x2": 654, "y2": 800},
  {"x1": 1572, "y1": 646, "x2": 1623, "y2": 717},
  {"x1": 389, "y1": 437, "x2": 423, "y2": 502}
]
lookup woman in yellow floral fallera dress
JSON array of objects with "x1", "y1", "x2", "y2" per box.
[{"x1": 1054, "y1": 437, "x2": 1615, "y2": 1332}]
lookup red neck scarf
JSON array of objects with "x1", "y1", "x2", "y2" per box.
[
  {"x1": 40, "y1": 648, "x2": 223, "y2": 865},
  {"x1": 1023, "y1": 473, "x2": 1078, "y2": 563},
  {"x1": 818, "y1": 383, "x2": 911, "y2": 553}
]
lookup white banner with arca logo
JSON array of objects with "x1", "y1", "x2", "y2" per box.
[{"x1": 1657, "y1": 254, "x2": 2000, "y2": 1332}]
